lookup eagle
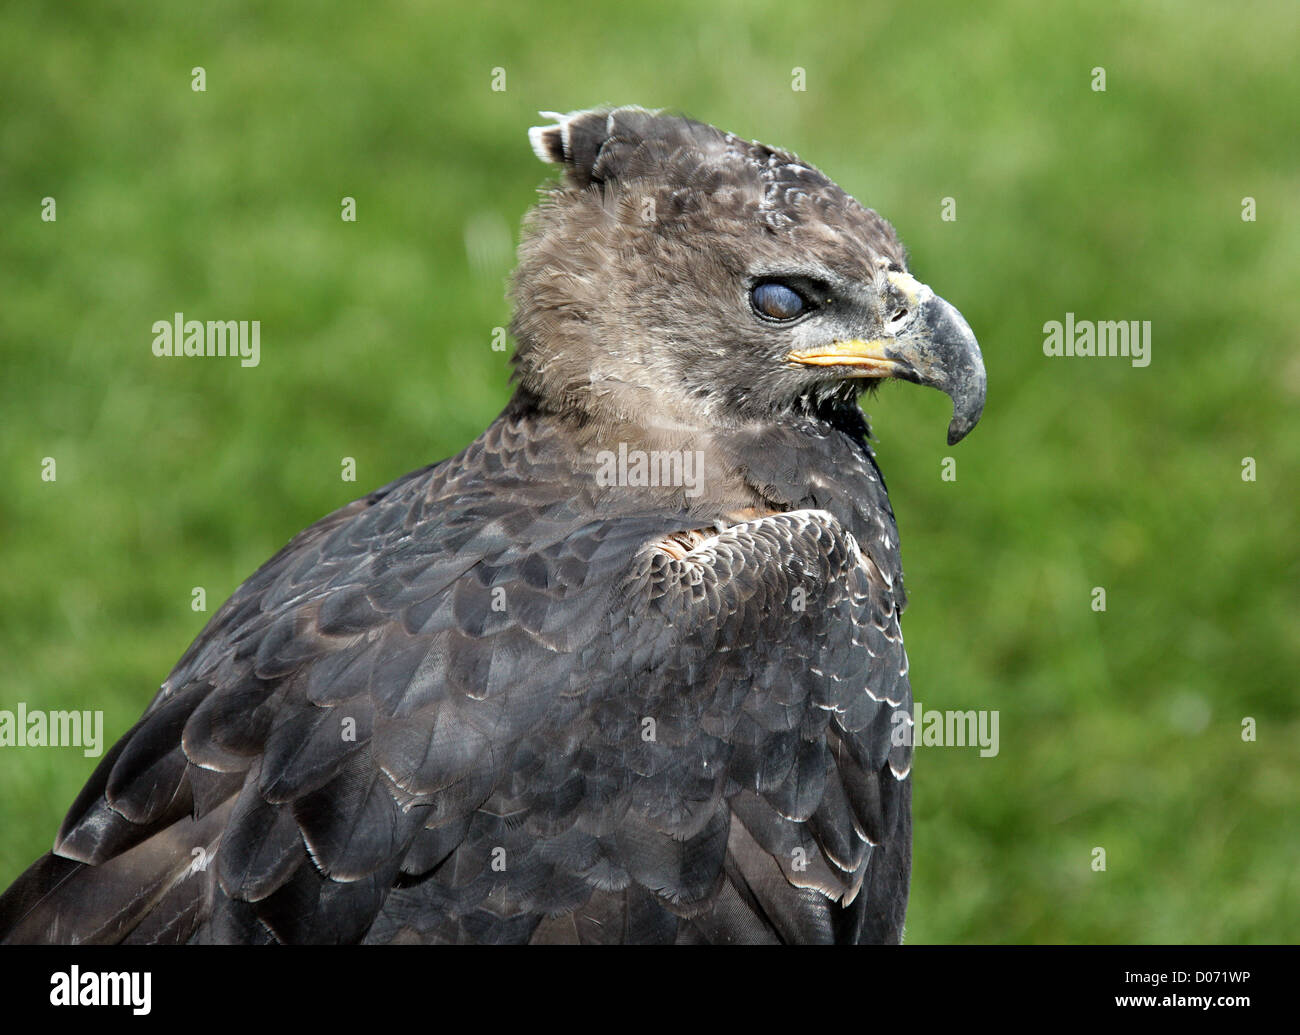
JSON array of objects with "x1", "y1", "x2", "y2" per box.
[{"x1": 0, "y1": 107, "x2": 984, "y2": 944}]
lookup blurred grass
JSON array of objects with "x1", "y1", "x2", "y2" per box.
[{"x1": 1, "y1": 0, "x2": 1296, "y2": 942}]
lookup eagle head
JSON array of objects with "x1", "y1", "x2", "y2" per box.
[{"x1": 510, "y1": 107, "x2": 985, "y2": 446}]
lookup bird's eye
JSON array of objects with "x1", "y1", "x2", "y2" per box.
[{"x1": 751, "y1": 281, "x2": 807, "y2": 321}]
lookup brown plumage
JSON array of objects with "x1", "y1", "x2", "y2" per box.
[{"x1": 0, "y1": 107, "x2": 984, "y2": 943}]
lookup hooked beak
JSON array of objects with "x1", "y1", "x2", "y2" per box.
[{"x1": 786, "y1": 272, "x2": 987, "y2": 445}]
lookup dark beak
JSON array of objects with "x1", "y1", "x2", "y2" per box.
[
  {"x1": 786, "y1": 275, "x2": 987, "y2": 445},
  {"x1": 897, "y1": 293, "x2": 986, "y2": 446}
]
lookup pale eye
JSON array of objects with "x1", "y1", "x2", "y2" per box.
[{"x1": 751, "y1": 281, "x2": 807, "y2": 321}]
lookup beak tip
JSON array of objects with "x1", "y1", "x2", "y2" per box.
[
  {"x1": 946, "y1": 379, "x2": 985, "y2": 445},
  {"x1": 911, "y1": 294, "x2": 985, "y2": 446}
]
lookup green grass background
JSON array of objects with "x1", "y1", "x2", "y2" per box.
[{"x1": 1, "y1": 0, "x2": 1296, "y2": 942}]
